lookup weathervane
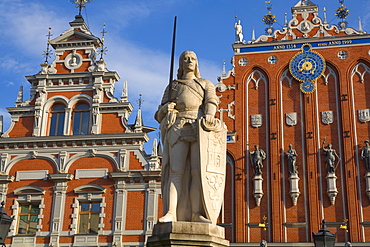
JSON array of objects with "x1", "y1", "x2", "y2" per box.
[
  {"x1": 262, "y1": 0, "x2": 276, "y2": 34},
  {"x1": 98, "y1": 24, "x2": 108, "y2": 60},
  {"x1": 69, "y1": 0, "x2": 93, "y2": 15},
  {"x1": 137, "y1": 94, "x2": 144, "y2": 110},
  {"x1": 42, "y1": 27, "x2": 53, "y2": 63},
  {"x1": 335, "y1": 0, "x2": 349, "y2": 28}
]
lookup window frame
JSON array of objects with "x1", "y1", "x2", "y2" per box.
[
  {"x1": 17, "y1": 203, "x2": 41, "y2": 235},
  {"x1": 77, "y1": 201, "x2": 101, "y2": 234},
  {"x1": 72, "y1": 103, "x2": 90, "y2": 135},
  {"x1": 10, "y1": 186, "x2": 45, "y2": 237},
  {"x1": 48, "y1": 104, "x2": 66, "y2": 136},
  {"x1": 71, "y1": 185, "x2": 106, "y2": 236}
]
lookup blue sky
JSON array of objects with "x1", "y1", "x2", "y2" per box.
[{"x1": 0, "y1": 0, "x2": 368, "y2": 151}]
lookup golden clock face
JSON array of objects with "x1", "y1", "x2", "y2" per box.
[
  {"x1": 300, "y1": 81, "x2": 316, "y2": 94},
  {"x1": 289, "y1": 45, "x2": 326, "y2": 82}
]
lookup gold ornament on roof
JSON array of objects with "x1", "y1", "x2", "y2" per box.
[{"x1": 69, "y1": 0, "x2": 94, "y2": 15}]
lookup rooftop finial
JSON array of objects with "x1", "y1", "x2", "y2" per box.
[
  {"x1": 358, "y1": 16, "x2": 363, "y2": 32},
  {"x1": 323, "y1": 7, "x2": 327, "y2": 24},
  {"x1": 262, "y1": 0, "x2": 276, "y2": 35},
  {"x1": 222, "y1": 60, "x2": 226, "y2": 77},
  {"x1": 284, "y1": 12, "x2": 288, "y2": 27},
  {"x1": 335, "y1": 0, "x2": 350, "y2": 29},
  {"x1": 69, "y1": 0, "x2": 93, "y2": 15},
  {"x1": 42, "y1": 27, "x2": 53, "y2": 63},
  {"x1": 98, "y1": 24, "x2": 108, "y2": 60},
  {"x1": 137, "y1": 94, "x2": 144, "y2": 110}
]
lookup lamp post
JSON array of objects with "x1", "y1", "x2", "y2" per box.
[
  {"x1": 0, "y1": 202, "x2": 13, "y2": 247},
  {"x1": 312, "y1": 219, "x2": 336, "y2": 247}
]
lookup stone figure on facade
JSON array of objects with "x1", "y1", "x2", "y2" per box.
[
  {"x1": 361, "y1": 140, "x2": 370, "y2": 172},
  {"x1": 155, "y1": 50, "x2": 227, "y2": 224},
  {"x1": 322, "y1": 142, "x2": 340, "y2": 173},
  {"x1": 234, "y1": 20, "x2": 244, "y2": 43},
  {"x1": 250, "y1": 145, "x2": 266, "y2": 175},
  {"x1": 286, "y1": 144, "x2": 298, "y2": 174}
]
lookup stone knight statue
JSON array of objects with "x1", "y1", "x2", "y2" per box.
[
  {"x1": 155, "y1": 50, "x2": 227, "y2": 224},
  {"x1": 361, "y1": 140, "x2": 370, "y2": 172}
]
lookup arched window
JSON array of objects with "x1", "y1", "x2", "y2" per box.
[
  {"x1": 72, "y1": 103, "x2": 90, "y2": 135},
  {"x1": 49, "y1": 104, "x2": 65, "y2": 136}
]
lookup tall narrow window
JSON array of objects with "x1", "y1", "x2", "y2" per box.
[
  {"x1": 17, "y1": 203, "x2": 40, "y2": 235},
  {"x1": 73, "y1": 103, "x2": 90, "y2": 135},
  {"x1": 78, "y1": 202, "x2": 100, "y2": 234},
  {"x1": 49, "y1": 104, "x2": 65, "y2": 136}
]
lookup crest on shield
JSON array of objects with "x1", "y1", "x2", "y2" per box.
[
  {"x1": 199, "y1": 118, "x2": 227, "y2": 224},
  {"x1": 286, "y1": 112, "x2": 297, "y2": 126},
  {"x1": 321, "y1": 111, "x2": 334, "y2": 125},
  {"x1": 251, "y1": 114, "x2": 262, "y2": 128},
  {"x1": 358, "y1": 109, "x2": 370, "y2": 123}
]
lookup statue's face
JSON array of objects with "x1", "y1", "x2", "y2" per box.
[{"x1": 182, "y1": 52, "x2": 197, "y2": 72}]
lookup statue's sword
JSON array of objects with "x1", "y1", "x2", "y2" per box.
[{"x1": 168, "y1": 16, "x2": 177, "y2": 103}]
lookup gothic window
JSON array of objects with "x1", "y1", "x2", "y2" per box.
[
  {"x1": 72, "y1": 103, "x2": 90, "y2": 135},
  {"x1": 351, "y1": 62, "x2": 370, "y2": 83},
  {"x1": 49, "y1": 104, "x2": 65, "y2": 136},
  {"x1": 17, "y1": 203, "x2": 40, "y2": 235},
  {"x1": 247, "y1": 70, "x2": 267, "y2": 90},
  {"x1": 78, "y1": 202, "x2": 100, "y2": 234}
]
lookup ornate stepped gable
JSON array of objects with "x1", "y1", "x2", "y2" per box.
[
  {"x1": 2, "y1": 14, "x2": 148, "y2": 138},
  {"x1": 252, "y1": 0, "x2": 364, "y2": 43}
]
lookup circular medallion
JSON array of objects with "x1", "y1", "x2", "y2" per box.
[
  {"x1": 289, "y1": 45, "x2": 325, "y2": 82},
  {"x1": 238, "y1": 58, "x2": 248, "y2": 66},
  {"x1": 300, "y1": 81, "x2": 316, "y2": 94}
]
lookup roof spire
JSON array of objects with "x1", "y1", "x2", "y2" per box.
[
  {"x1": 99, "y1": 24, "x2": 108, "y2": 60},
  {"x1": 284, "y1": 13, "x2": 288, "y2": 27},
  {"x1": 121, "y1": 80, "x2": 128, "y2": 102},
  {"x1": 42, "y1": 27, "x2": 53, "y2": 63},
  {"x1": 323, "y1": 7, "x2": 327, "y2": 24},
  {"x1": 69, "y1": 0, "x2": 94, "y2": 15},
  {"x1": 262, "y1": 0, "x2": 276, "y2": 35},
  {"x1": 134, "y1": 94, "x2": 144, "y2": 132},
  {"x1": 222, "y1": 60, "x2": 226, "y2": 77},
  {"x1": 358, "y1": 16, "x2": 363, "y2": 33},
  {"x1": 252, "y1": 26, "x2": 256, "y2": 41}
]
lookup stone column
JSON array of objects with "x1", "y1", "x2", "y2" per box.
[
  {"x1": 48, "y1": 173, "x2": 73, "y2": 247},
  {"x1": 144, "y1": 179, "x2": 161, "y2": 241},
  {"x1": 0, "y1": 175, "x2": 14, "y2": 203},
  {"x1": 109, "y1": 172, "x2": 128, "y2": 247},
  {"x1": 365, "y1": 171, "x2": 370, "y2": 200},
  {"x1": 289, "y1": 173, "x2": 300, "y2": 206},
  {"x1": 326, "y1": 172, "x2": 338, "y2": 205},
  {"x1": 253, "y1": 174, "x2": 264, "y2": 206}
]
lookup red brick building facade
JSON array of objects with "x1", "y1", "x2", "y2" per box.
[
  {"x1": 217, "y1": 0, "x2": 370, "y2": 246},
  {"x1": 0, "y1": 14, "x2": 160, "y2": 247}
]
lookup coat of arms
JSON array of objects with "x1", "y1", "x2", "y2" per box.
[
  {"x1": 321, "y1": 111, "x2": 334, "y2": 125},
  {"x1": 286, "y1": 112, "x2": 298, "y2": 126},
  {"x1": 251, "y1": 114, "x2": 262, "y2": 128},
  {"x1": 359, "y1": 109, "x2": 370, "y2": 123}
]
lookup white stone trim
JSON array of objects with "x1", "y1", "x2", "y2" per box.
[
  {"x1": 16, "y1": 170, "x2": 48, "y2": 181},
  {"x1": 75, "y1": 168, "x2": 108, "y2": 179},
  {"x1": 70, "y1": 191, "x2": 106, "y2": 236},
  {"x1": 9, "y1": 195, "x2": 45, "y2": 237}
]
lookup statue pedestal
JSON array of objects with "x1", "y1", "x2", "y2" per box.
[{"x1": 147, "y1": 222, "x2": 229, "y2": 247}]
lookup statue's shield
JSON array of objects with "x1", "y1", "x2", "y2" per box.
[{"x1": 198, "y1": 119, "x2": 227, "y2": 224}]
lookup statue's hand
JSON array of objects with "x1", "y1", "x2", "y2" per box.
[
  {"x1": 160, "y1": 102, "x2": 176, "y2": 115},
  {"x1": 205, "y1": 114, "x2": 215, "y2": 125}
]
